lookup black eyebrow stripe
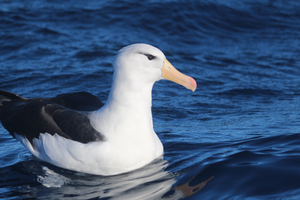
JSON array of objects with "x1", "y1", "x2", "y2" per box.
[
  {"x1": 138, "y1": 52, "x2": 156, "y2": 60},
  {"x1": 138, "y1": 52, "x2": 152, "y2": 56}
]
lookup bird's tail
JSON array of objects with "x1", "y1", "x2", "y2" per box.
[{"x1": 0, "y1": 90, "x2": 26, "y2": 106}]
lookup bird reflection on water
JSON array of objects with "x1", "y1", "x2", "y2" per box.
[{"x1": 8, "y1": 156, "x2": 213, "y2": 199}]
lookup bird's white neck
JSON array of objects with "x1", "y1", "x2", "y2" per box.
[
  {"x1": 89, "y1": 70, "x2": 156, "y2": 141},
  {"x1": 107, "y1": 70, "x2": 154, "y2": 112}
]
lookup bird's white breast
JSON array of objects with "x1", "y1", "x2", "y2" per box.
[{"x1": 14, "y1": 130, "x2": 163, "y2": 175}]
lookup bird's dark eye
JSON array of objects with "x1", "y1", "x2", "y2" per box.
[{"x1": 145, "y1": 54, "x2": 155, "y2": 61}]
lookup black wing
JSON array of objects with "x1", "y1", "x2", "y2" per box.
[
  {"x1": 0, "y1": 90, "x2": 105, "y2": 146},
  {"x1": 45, "y1": 91, "x2": 105, "y2": 111}
]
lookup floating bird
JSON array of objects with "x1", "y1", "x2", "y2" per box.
[{"x1": 0, "y1": 44, "x2": 196, "y2": 175}]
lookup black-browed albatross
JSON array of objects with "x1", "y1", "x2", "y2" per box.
[{"x1": 0, "y1": 44, "x2": 197, "y2": 176}]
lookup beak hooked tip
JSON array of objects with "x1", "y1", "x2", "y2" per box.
[{"x1": 189, "y1": 77, "x2": 197, "y2": 92}]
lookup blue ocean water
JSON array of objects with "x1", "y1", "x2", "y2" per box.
[{"x1": 1, "y1": 0, "x2": 300, "y2": 199}]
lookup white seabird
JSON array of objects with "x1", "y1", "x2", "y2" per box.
[{"x1": 0, "y1": 43, "x2": 197, "y2": 175}]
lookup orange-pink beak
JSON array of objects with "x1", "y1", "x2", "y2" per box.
[{"x1": 161, "y1": 58, "x2": 197, "y2": 92}]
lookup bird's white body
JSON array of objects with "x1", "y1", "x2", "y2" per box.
[{"x1": 15, "y1": 131, "x2": 163, "y2": 175}]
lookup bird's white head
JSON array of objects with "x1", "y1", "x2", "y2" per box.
[{"x1": 113, "y1": 43, "x2": 197, "y2": 92}]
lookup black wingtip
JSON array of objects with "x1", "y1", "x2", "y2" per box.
[{"x1": 0, "y1": 90, "x2": 26, "y2": 106}]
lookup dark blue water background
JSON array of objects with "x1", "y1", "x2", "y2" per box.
[{"x1": 1, "y1": 0, "x2": 300, "y2": 199}]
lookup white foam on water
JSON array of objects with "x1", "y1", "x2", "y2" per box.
[{"x1": 37, "y1": 166, "x2": 70, "y2": 188}]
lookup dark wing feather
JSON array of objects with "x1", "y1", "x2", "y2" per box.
[
  {"x1": 0, "y1": 90, "x2": 105, "y2": 146},
  {"x1": 0, "y1": 90, "x2": 104, "y2": 111},
  {"x1": 46, "y1": 104, "x2": 104, "y2": 143},
  {"x1": 39, "y1": 91, "x2": 104, "y2": 111}
]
